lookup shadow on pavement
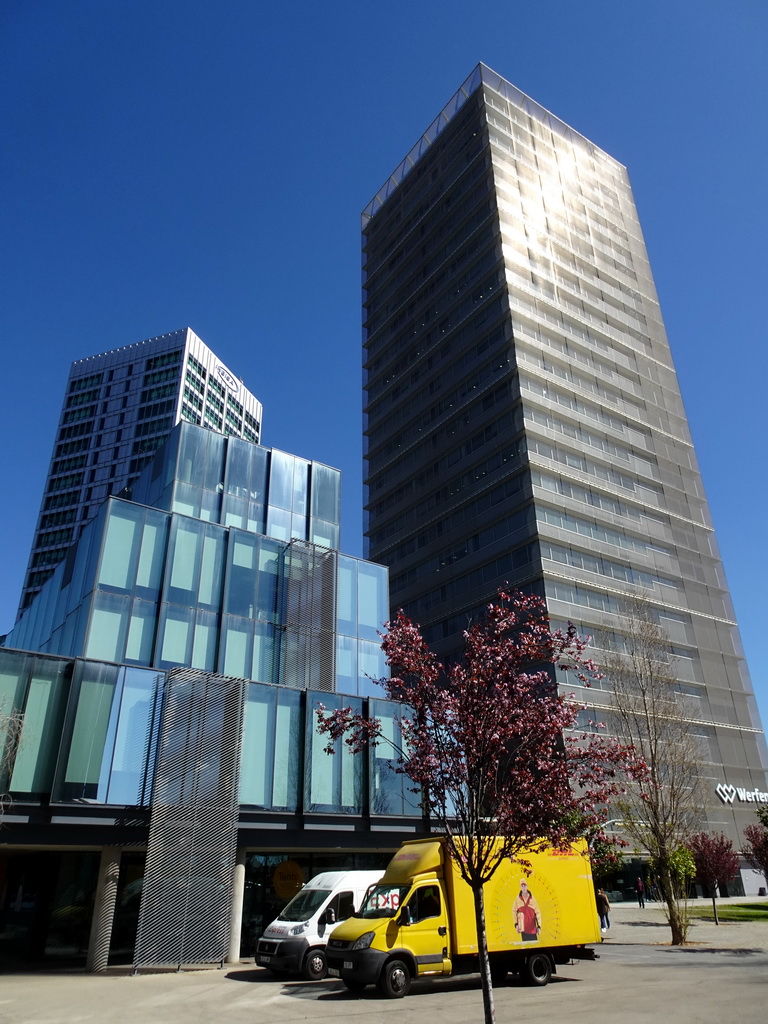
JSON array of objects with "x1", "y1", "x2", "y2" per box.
[
  {"x1": 222, "y1": 961, "x2": 585, "y2": 1002},
  {"x1": 659, "y1": 947, "x2": 765, "y2": 957},
  {"x1": 225, "y1": 967, "x2": 283, "y2": 982},
  {"x1": 304, "y1": 972, "x2": 581, "y2": 1002},
  {"x1": 618, "y1": 921, "x2": 669, "y2": 928}
]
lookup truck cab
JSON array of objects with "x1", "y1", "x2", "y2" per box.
[{"x1": 327, "y1": 843, "x2": 453, "y2": 995}]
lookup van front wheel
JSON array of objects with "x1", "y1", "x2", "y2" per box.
[
  {"x1": 524, "y1": 953, "x2": 552, "y2": 986},
  {"x1": 302, "y1": 948, "x2": 327, "y2": 980},
  {"x1": 378, "y1": 959, "x2": 411, "y2": 998}
]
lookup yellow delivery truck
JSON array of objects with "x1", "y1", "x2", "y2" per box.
[{"x1": 326, "y1": 836, "x2": 601, "y2": 997}]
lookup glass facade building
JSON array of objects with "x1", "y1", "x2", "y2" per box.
[
  {"x1": 0, "y1": 649, "x2": 418, "y2": 966},
  {"x1": 1, "y1": 422, "x2": 414, "y2": 968},
  {"x1": 363, "y1": 65, "x2": 768, "y2": 857},
  {"x1": 19, "y1": 328, "x2": 263, "y2": 614},
  {"x1": 8, "y1": 423, "x2": 387, "y2": 695},
  {"x1": 0, "y1": 650, "x2": 417, "y2": 820}
]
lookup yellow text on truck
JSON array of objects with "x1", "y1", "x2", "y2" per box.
[{"x1": 326, "y1": 836, "x2": 601, "y2": 997}]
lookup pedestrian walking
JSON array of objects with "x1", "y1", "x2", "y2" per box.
[
  {"x1": 635, "y1": 876, "x2": 645, "y2": 908},
  {"x1": 595, "y1": 889, "x2": 610, "y2": 932}
]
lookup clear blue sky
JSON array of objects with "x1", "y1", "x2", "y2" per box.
[{"x1": 1, "y1": 1, "x2": 766, "y2": 727}]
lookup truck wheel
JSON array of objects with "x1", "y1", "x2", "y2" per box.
[
  {"x1": 342, "y1": 977, "x2": 367, "y2": 993},
  {"x1": 302, "y1": 949, "x2": 327, "y2": 980},
  {"x1": 377, "y1": 959, "x2": 411, "y2": 998},
  {"x1": 524, "y1": 953, "x2": 552, "y2": 986}
]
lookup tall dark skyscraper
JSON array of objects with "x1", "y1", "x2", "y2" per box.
[{"x1": 362, "y1": 64, "x2": 767, "y2": 855}]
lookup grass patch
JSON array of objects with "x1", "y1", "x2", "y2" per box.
[{"x1": 688, "y1": 902, "x2": 768, "y2": 923}]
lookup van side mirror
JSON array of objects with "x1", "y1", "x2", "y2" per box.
[{"x1": 399, "y1": 906, "x2": 412, "y2": 927}]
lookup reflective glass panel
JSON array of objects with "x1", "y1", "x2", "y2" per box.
[
  {"x1": 124, "y1": 599, "x2": 157, "y2": 664},
  {"x1": 256, "y1": 540, "x2": 281, "y2": 621},
  {"x1": 224, "y1": 531, "x2": 258, "y2": 617},
  {"x1": 310, "y1": 464, "x2": 340, "y2": 525},
  {"x1": 268, "y1": 450, "x2": 294, "y2": 511},
  {"x1": 266, "y1": 505, "x2": 291, "y2": 542},
  {"x1": 310, "y1": 519, "x2": 339, "y2": 549},
  {"x1": 304, "y1": 692, "x2": 363, "y2": 813},
  {"x1": 106, "y1": 666, "x2": 160, "y2": 805},
  {"x1": 290, "y1": 512, "x2": 306, "y2": 541},
  {"x1": 225, "y1": 437, "x2": 251, "y2": 498},
  {"x1": 221, "y1": 616, "x2": 251, "y2": 678},
  {"x1": 157, "y1": 605, "x2": 193, "y2": 668},
  {"x1": 292, "y1": 459, "x2": 309, "y2": 514},
  {"x1": 252, "y1": 621, "x2": 277, "y2": 685},
  {"x1": 198, "y1": 528, "x2": 226, "y2": 609},
  {"x1": 335, "y1": 634, "x2": 357, "y2": 695},
  {"x1": 369, "y1": 698, "x2": 420, "y2": 816},
  {"x1": 358, "y1": 639, "x2": 386, "y2": 696},
  {"x1": 239, "y1": 683, "x2": 275, "y2": 806},
  {"x1": 247, "y1": 501, "x2": 265, "y2": 534},
  {"x1": 56, "y1": 661, "x2": 119, "y2": 801},
  {"x1": 172, "y1": 480, "x2": 202, "y2": 518},
  {"x1": 167, "y1": 519, "x2": 202, "y2": 602},
  {"x1": 222, "y1": 493, "x2": 247, "y2": 529},
  {"x1": 9, "y1": 656, "x2": 71, "y2": 796},
  {"x1": 135, "y1": 511, "x2": 168, "y2": 599},
  {"x1": 357, "y1": 562, "x2": 388, "y2": 642},
  {"x1": 99, "y1": 505, "x2": 141, "y2": 591},
  {"x1": 336, "y1": 556, "x2": 356, "y2": 635},
  {"x1": 191, "y1": 612, "x2": 219, "y2": 671},
  {"x1": 273, "y1": 689, "x2": 302, "y2": 809},
  {"x1": 86, "y1": 592, "x2": 130, "y2": 662}
]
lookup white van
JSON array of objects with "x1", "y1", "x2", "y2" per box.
[{"x1": 256, "y1": 870, "x2": 382, "y2": 979}]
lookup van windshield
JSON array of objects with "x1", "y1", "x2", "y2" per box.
[
  {"x1": 277, "y1": 888, "x2": 331, "y2": 922},
  {"x1": 358, "y1": 884, "x2": 411, "y2": 919}
]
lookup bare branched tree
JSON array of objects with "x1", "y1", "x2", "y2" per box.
[
  {"x1": 0, "y1": 705, "x2": 24, "y2": 821},
  {"x1": 597, "y1": 595, "x2": 706, "y2": 945}
]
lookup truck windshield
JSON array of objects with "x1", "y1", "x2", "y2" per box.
[
  {"x1": 358, "y1": 884, "x2": 411, "y2": 919},
  {"x1": 277, "y1": 888, "x2": 331, "y2": 922}
]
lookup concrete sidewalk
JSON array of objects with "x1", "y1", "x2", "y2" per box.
[
  {"x1": 0, "y1": 898, "x2": 765, "y2": 1024},
  {"x1": 603, "y1": 894, "x2": 768, "y2": 948}
]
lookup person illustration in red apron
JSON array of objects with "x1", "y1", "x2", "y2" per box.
[{"x1": 513, "y1": 879, "x2": 542, "y2": 941}]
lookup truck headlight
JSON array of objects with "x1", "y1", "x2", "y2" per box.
[
  {"x1": 290, "y1": 922, "x2": 308, "y2": 936},
  {"x1": 352, "y1": 931, "x2": 375, "y2": 950}
]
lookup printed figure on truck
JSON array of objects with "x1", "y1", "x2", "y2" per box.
[
  {"x1": 325, "y1": 835, "x2": 602, "y2": 997},
  {"x1": 513, "y1": 879, "x2": 542, "y2": 941}
]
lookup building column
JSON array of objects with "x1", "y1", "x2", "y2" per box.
[
  {"x1": 227, "y1": 848, "x2": 247, "y2": 964},
  {"x1": 86, "y1": 847, "x2": 122, "y2": 972}
]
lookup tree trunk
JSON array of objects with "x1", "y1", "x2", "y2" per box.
[
  {"x1": 660, "y1": 866, "x2": 687, "y2": 945},
  {"x1": 667, "y1": 897, "x2": 686, "y2": 945},
  {"x1": 711, "y1": 893, "x2": 719, "y2": 925},
  {"x1": 472, "y1": 883, "x2": 495, "y2": 1024},
  {"x1": 659, "y1": 864, "x2": 688, "y2": 942}
]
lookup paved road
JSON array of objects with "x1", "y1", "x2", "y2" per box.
[{"x1": 1, "y1": 901, "x2": 766, "y2": 1024}]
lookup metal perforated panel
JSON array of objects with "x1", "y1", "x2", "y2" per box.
[
  {"x1": 281, "y1": 540, "x2": 337, "y2": 691},
  {"x1": 133, "y1": 668, "x2": 246, "y2": 970}
]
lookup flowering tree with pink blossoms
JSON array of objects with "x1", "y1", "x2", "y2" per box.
[
  {"x1": 317, "y1": 590, "x2": 643, "y2": 1024},
  {"x1": 689, "y1": 831, "x2": 739, "y2": 924},
  {"x1": 743, "y1": 807, "x2": 768, "y2": 890}
]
